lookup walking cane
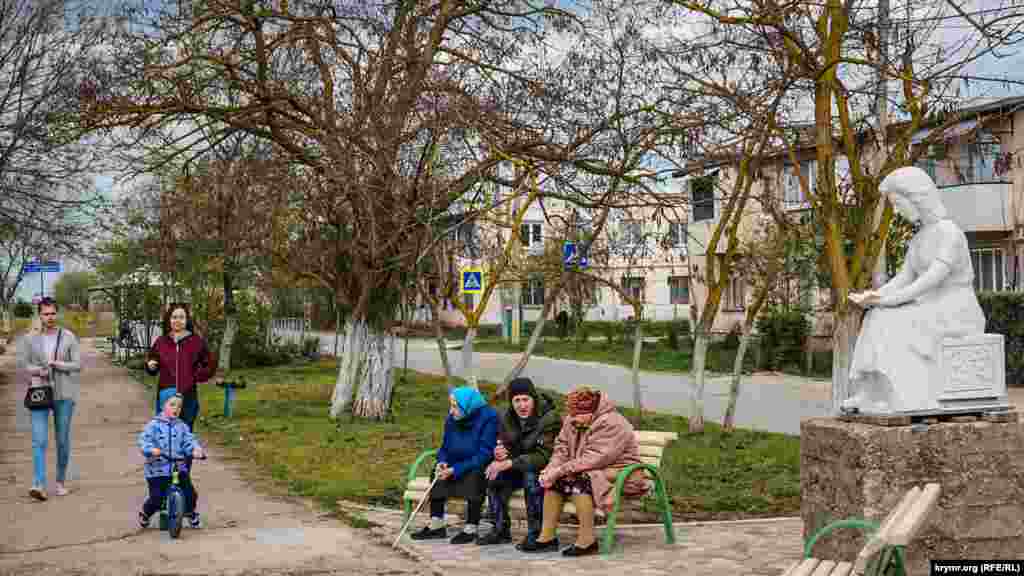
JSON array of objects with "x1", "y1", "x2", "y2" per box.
[{"x1": 392, "y1": 475, "x2": 441, "y2": 549}]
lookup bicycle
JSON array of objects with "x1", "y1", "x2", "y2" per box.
[{"x1": 154, "y1": 453, "x2": 206, "y2": 539}]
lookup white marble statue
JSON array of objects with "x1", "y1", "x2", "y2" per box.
[{"x1": 844, "y1": 166, "x2": 986, "y2": 413}]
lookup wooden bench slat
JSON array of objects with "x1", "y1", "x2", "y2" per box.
[
  {"x1": 638, "y1": 444, "x2": 666, "y2": 457},
  {"x1": 829, "y1": 562, "x2": 853, "y2": 576},
  {"x1": 810, "y1": 560, "x2": 837, "y2": 576},
  {"x1": 854, "y1": 485, "x2": 921, "y2": 573},
  {"x1": 635, "y1": 430, "x2": 678, "y2": 446},
  {"x1": 408, "y1": 477, "x2": 432, "y2": 491},
  {"x1": 780, "y1": 560, "x2": 802, "y2": 576},
  {"x1": 790, "y1": 558, "x2": 822, "y2": 576},
  {"x1": 889, "y1": 483, "x2": 941, "y2": 546}
]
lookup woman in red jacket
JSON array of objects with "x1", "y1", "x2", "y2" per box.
[{"x1": 145, "y1": 304, "x2": 216, "y2": 432}]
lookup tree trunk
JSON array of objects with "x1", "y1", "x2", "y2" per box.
[
  {"x1": 352, "y1": 330, "x2": 397, "y2": 420},
  {"x1": 688, "y1": 329, "x2": 709, "y2": 433},
  {"x1": 330, "y1": 318, "x2": 395, "y2": 420},
  {"x1": 831, "y1": 310, "x2": 862, "y2": 414},
  {"x1": 723, "y1": 332, "x2": 752, "y2": 432},
  {"x1": 461, "y1": 326, "x2": 478, "y2": 388},
  {"x1": 218, "y1": 270, "x2": 237, "y2": 373},
  {"x1": 496, "y1": 282, "x2": 562, "y2": 398},
  {"x1": 430, "y1": 300, "x2": 453, "y2": 384},
  {"x1": 631, "y1": 313, "x2": 643, "y2": 428},
  {"x1": 334, "y1": 306, "x2": 341, "y2": 357}
]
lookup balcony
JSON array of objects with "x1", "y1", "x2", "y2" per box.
[{"x1": 937, "y1": 182, "x2": 1012, "y2": 232}]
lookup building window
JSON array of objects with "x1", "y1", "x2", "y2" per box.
[
  {"x1": 724, "y1": 276, "x2": 745, "y2": 310},
  {"x1": 621, "y1": 219, "x2": 642, "y2": 246},
  {"x1": 669, "y1": 276, "x2": 690, "y2": 304},
  {"x1": 520, "y1": 222, "x2": 543, "y2": 247},
  {"x1": 691, "y1": 174, "x2": 716, "y2": 222},
  {"x1": 620, "y1": 276, "x2": 645, "y2": 304},
  {"x1": 522, "y1": 278, "x2": 545, "y2": 306},
  {"x1": 667, "y1": 222, "x2": 688, "y2": 252},
  {"x1": 783, "y1": 160, "x2": 815, "y2": 209},
  {"x1": 971, "y1": 247, "x2": 1005, "y2": 291}
]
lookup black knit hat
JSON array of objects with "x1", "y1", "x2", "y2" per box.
[{"x1": 507, "y1": 377, "x2": 537, "y2": 402}]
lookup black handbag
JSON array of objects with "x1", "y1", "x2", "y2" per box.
[{"x1": 23, "y1": 329, "x2": 61, "y2": 411}]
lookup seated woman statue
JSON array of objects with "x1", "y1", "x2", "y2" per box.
[
  {"x1": 522, "y1": 386, "x2": 647, "y2": 557},
  {"x1": 845, "y1": 166, "x2": 985, "y2": 414}
]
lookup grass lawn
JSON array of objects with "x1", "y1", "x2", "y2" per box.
[
  {"x1": 150, "y1": 359, "x2": 801, "y2": 525},
  {"x1": 473, "y1": 338, "x2": 766, "y2": 376}
]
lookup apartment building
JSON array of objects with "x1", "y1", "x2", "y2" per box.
[{"x1": 431, "y1": 95, "x2": 1024, "y2": 336}]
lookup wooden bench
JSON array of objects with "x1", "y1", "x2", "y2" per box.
[
  {"x1": 782, "y1": 483, "x2": 941, "y2": 576},
  {"x1": 403, "y1": 430, "x2": 678, "y2": 554}
]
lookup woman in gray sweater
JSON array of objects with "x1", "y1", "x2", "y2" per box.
[{"x1": 19, "y1": 298, "x2": 81, "y2": 500}]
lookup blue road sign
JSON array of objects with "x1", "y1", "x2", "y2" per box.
[
  {"x1": 462, "y1": 268, "x2": 483, "y2": 293},
  {"x1": 24, "y1": 261, "x2": 61, "y2": 273},
  {"x1": 563, "y1": 242, "x2": 589, "y2": 270},
  {"x1": 563, "y1": 242, "x2": 577, "y2": 266}
]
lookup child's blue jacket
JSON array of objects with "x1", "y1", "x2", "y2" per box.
[{"x1": 138, "y1": 414, "x2": 198, "y2": 478}]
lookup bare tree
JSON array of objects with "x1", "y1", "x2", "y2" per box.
[{"x1": 1, "y1": 0, "x2": 109, "y2": 245}]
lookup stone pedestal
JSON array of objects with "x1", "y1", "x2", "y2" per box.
[{"x1": 802, "y1": 417, "x2": 1024, "y2": 574}]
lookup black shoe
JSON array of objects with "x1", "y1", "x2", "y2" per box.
[
  {"x1": 519, "y1": 537, "x2": 559, "y2": 553},
  {"x1": 449, "y1": 531, "x2": 477, "y2": 544},
  {"x1": 562, "y1": 542, "x2": 600, "y2": 557},
  {"x1": 410, "y1": 526, "x2": 448, "y2": 540},
  {"x1": 476, "y1": 529, "x2": 512, "y2": 545}
]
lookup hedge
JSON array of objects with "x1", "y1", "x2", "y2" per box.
[{"x1": 977, "y1": 291, "x2": 1024, "y2": 386}]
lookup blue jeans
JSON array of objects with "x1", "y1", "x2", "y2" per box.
[
  {"x1": 31, "y1": 399, "x2": 75, "y2": 488},
  {"x1": 488, "y1": 469, "x2": 544, "y2": 542}
]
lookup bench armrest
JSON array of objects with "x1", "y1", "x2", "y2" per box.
[
  {"x1": 407, "y1": 449, "x2": 438, "y2": 484},
  {"x1": 805, "y1": 518, "x2": 905, "y2": 576},
  {"x1": 603, "y1": 463, "x2": 675, "y2": 553}
]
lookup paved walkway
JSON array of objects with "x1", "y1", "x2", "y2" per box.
[
  {"x1": 357, "y1": 504, "x2": 804, "y2": 576},
  {"x1": 0, "y1": 337, "x2": 431, "y2": 576}
]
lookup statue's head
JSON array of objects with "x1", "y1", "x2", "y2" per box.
[{"x1": 879, "y1": 166, "x2": 948, "y2": 223}]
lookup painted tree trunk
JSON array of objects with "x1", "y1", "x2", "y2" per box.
[
  {"x1": 499, "y1": 295, "x2": 556, "y2": 395},
  {"x1": 723, "y1": 332, "x2": 752, "y2": 431},
  {"x1": 688, "y1": 330, "x2": 709, "y2": 432},
  {"x1": 631, "y1": 316, "x2": 643, "y2": 428},
  {"x1": 461, "y1": 326, "x2": 478, "y2": 389},
  {"x1": 352, "y1": 330, "x2": 397, "y2": 420},
  {"x1": 831, "y1": 310, "x2": 862, "y2": 414},
  {"x1": 431, "y1": 301, "x2": 453, "y2": 384},
  {"x1": 329, "y1": 319, "x2": 394, "y2": 419},
  {"x1": 218, "y1": 271, "x2": 237, "y2": 373},
  {"x1": 218, "y1": 315, "x2": 238, "y2": 373}
]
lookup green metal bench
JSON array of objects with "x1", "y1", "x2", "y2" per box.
[
  {"x1": 402, "y1": 430, "x2": 678, "y2": 555},
  {"x1": 782, "y1": 483, "x2": 941, "y2": 576}
]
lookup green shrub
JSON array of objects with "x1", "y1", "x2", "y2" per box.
[
  {"x1": 14, "y1": 300, "x2": 33, "y2": 318},
  {"x1": 756, "y1": 307, "x2": 810, "y2": 371},
  {"x1": 977, "y1": 291, "x2": 1024, "y2": 386}
]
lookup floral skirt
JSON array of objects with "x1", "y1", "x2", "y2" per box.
[{"x1": 552, "y1": 472, "x2": 593, "y2": 497}]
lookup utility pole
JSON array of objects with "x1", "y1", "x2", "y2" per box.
[{"x1": 872, "y1": 0, "x2": 891, "y2": 289}]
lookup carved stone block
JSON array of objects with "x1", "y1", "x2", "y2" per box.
[{"x1": 937, "y1": 334, "x2": 1008, "y2": 409}]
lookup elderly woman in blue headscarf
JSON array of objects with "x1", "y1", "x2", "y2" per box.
[{"x1": 410, "y1": 386, "x2": 498, "y2": 544}]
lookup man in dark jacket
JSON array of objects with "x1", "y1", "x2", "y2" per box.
[{"x1": 476, "y1": 377, "x2": 561, "y2": 548}]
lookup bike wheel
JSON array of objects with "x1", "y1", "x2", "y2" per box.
[{"x1": 167, "y1": 488, "x2": 184, "y2": 539}]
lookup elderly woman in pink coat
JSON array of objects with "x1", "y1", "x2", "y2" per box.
[{"x1": 520, "y1": 387, "x2": 647, "y2": 557}]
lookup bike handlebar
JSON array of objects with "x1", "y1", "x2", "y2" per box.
[{"x1": 151, "y1": 453, "x2": 207, "y2": 461}]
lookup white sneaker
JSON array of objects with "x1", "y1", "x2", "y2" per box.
[{"x1": 55, "y1": 484, "x2": 69, "y2": 496}]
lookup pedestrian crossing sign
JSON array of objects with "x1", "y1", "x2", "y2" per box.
[{"x1": 462, "y1": 268, "x2": 484, "y2": 294}]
